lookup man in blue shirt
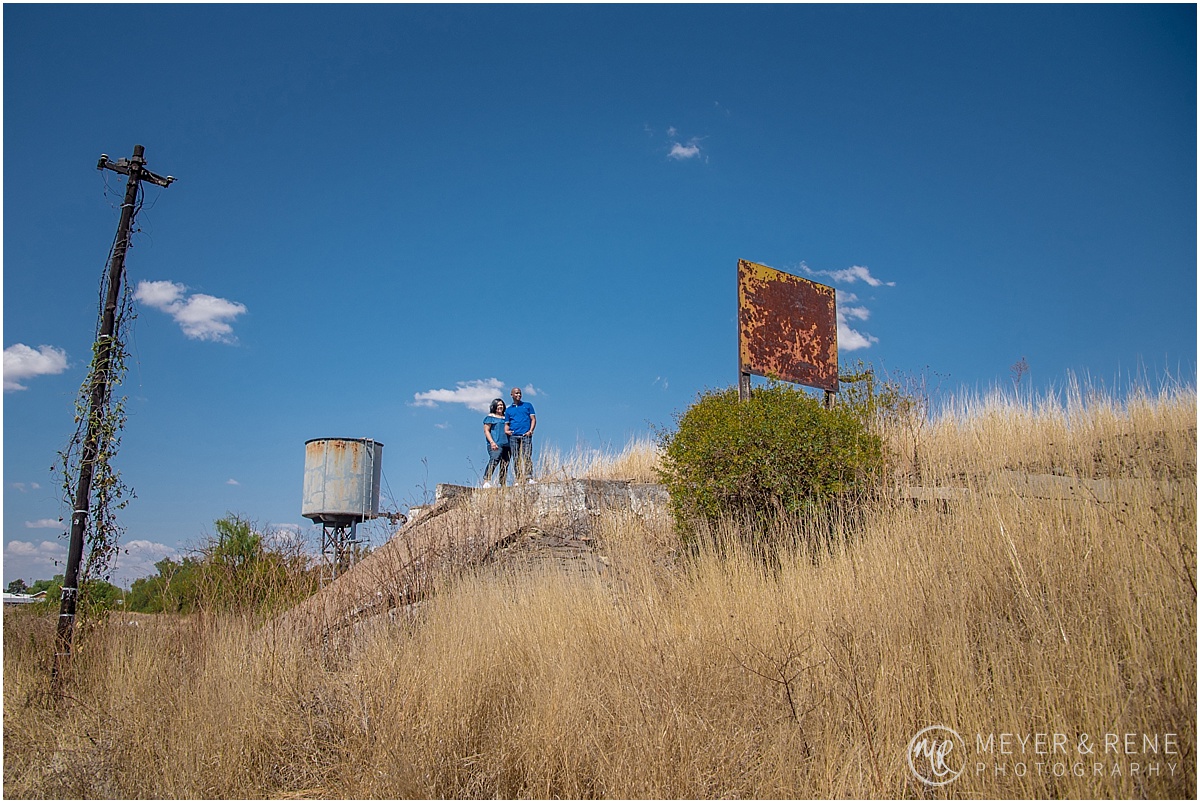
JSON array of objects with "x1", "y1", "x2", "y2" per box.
[{"x1": 504, "y1": 386, "x2": 537, "y2": 484}]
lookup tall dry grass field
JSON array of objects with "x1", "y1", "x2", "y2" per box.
[{"x1": 4, "y1": 385, "x2": 1194, "y2": 798}]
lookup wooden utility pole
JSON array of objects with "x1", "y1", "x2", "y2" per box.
[{"x1": 53, "y1": 145, "x2": 174, "y2": 683}]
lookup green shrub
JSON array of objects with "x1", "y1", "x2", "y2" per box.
[
  {"x1": 657, "y1": 381, "x2": 884, "y2": 532},
  {"x1": 25, "y1": 573, "x2": 124, "y2": 617},
  {"x1": 124, "y1": 515, "x2": 318, "y2": 617}
]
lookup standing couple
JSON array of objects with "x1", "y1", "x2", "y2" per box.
[{"x1": 482, "y1": 386, "x2": 536, "y2": 487}]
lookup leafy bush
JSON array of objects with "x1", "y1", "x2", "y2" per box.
[
  {"x1": 657, "y1": 381, "x2": 884, "y2": 531},
  {"x1": 126, "y1": 557, "x2": 203, "y2": 614},
  {"x1": 125, "y1": 515, "x2": 317, "y2": 616},
  {"x1": 22, "y1": 573, "x2": 124, "y2": 617}
]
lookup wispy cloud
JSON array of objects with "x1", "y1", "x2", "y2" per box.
[
  {"x1": 803, "y1": 264, "x2": 895, "y2": 288},
  {"x1": 24, "y1": 519, "x2": 63, "y2": 530},
  {"x1": 111, "y1": 539, "x2": 180, "y2": 585},
  {"x1": 661, "y1": 124, "x2": 706, "y2": 161},
  {"x1": 11, "y1": 482, "x2": 42, "y2": 493},
  {"x1": 4, "y1": 539, "x2": 67, "y2": 583},
  {"x1": 3, "y1": 343, "x2": 68, "y2": 391},
  {"x1": 835, "y1": 292, "x2": 879, "y2": 351},
  {"x1": 135, "y1": 280, "x2": 247, "y2": 343},
  {"x1": 270, "y1": 523, "x2": 304, "y2": 539},
  {"x1": 795, "y1": 263, "x2": 896, "y2": 351},
  {"x1": 226, "y1": 478, "x2": 240, "y2": 486},
  {"x1": 669, "y1": 140, "x2": 702, "y2": 160},
  {"x1": 413, "y1": 378, "x2": 507, "y2": 413},
  {"x1": 4, "y1": 537, "x2": 182, "y2": 587},
  {"x1": 6, "y1": 540, "x2": 64, "y2": 558}
]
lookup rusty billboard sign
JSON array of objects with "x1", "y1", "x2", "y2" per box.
[{"x1": 738, "y1": 259, "x2": 839, "y2": 394}]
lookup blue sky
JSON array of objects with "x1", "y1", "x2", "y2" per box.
[{"x1": 3, "y1": 4, "x2": 1195, "y2": 587}]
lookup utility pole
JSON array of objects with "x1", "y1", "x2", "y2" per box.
[{"x1": 53, "y1": 145, "x2": 174, "y2": 683}]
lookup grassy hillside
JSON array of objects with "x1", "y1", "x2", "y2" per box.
[{"x1": 4, "y1": 383, "x2": 1194, "y2": 798}]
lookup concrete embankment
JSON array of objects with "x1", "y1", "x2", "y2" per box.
[{"x1": 279, "y1": 480, "x2": 668, "y2": 642}]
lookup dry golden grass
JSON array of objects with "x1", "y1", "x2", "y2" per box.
[
  {"x1": 4, "y1": 384, "x2": 1194, "y2": 798},
  {"x1": 535, "y1": 435, "x2": 661, "y2": 484},
  {"x1": 913, "y1": 380, "x2": 1197, "y2": 484}
]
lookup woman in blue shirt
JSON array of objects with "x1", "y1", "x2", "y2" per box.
[{"x1": 482, "y1": 398, "x2": 510, "y2": 487}]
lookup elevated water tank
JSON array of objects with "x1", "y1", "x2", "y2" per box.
[{"x1": 302, "y1": 438, "x2": 383, "y2": 525}]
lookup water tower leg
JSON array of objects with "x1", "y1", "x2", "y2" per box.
[
  {"x1": 321, "y1": 523, "x2": 346, "y2": 584},
  {"x1": 320, "y1": 521, "x2": 364, "y2": 585}
]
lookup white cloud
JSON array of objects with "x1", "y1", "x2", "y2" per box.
[
  {"x1": 133, "y1": 279, "x2": 186, "y2": 307},
  {"x1": 266, "y1": 524, "x2": 310, "y2": 553},
  {"x1": 837, "y1": 305, "x2": 879, "y2": 352},
  {"x1": 271, "y1": 523, "x2": 304, "y2": 538},
  {"x1": 11, "y1": 482, "x2": 42, "y2": 493},
  {"x1": 659, "y1": 124, "x2": 707, "y2": 162},
  {"x1": 413, "y1": 378, "x2": 507, "y2": 413},
  {"x1": 791, "y1": 264, "x2": 896, "y2": 351},
  {"x1": 226, "y1": 478, "x2": 240, "y2": 486},
  {"x1": 259, "y1": 523, "x2": 303, "y2": 548},
  {"x1": 834, "y1": 289, "x2": 881, "y2": 351},
  {"x1": 4, "y1": 539, "x2": 67, "y2": 584},
  {"x1": 24, "y1": 519, "x2": 63, "y2": 529},
  {"x1": 254, "y1": 524, "x2": 322, "y2": 563},
  {"x1": 803, "y1": 264, "x2": 894, "y2": 287},
  {"x1": 135, "y1": 280, "x2": 247, "y2": 343},
  {"x1": 838, "y1": 325, "x2": 878, "y2": 351},
  {"x1": 669, "y1": 140, "x2": 702, "y2": 160},
  {"x1": 6, "y1": 540, "x2": 58, "y2": 557},
  {"x1": 2, "y1": 537, "x2": 183, "y2": 588},
  {"x1": 4, "y1": 343, "x2": 68, "y2": 391},
  {"x1": 173, "y1": 295, "x2": 248, "y2": 341},
  {"x1": 110, "y1": 539, "x2": 180, "y2": 585},
  {"x1": 840, "y1": 305, "x2": 871, "y2": 322},
  {"x1": 121, "y1": 539, "x2": 177, "y2": 557}
]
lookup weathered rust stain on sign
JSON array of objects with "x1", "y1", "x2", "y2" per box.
[{"x1": 738, "y1": 259, "x2": 839, "y2": 393}]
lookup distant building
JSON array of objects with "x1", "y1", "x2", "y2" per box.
[{"x1": 2, "y1": 590, "x2": 47, "y2": 606}]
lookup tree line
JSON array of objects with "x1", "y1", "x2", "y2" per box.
[{"x1": 7, "y1": 515, "x2": 323, "y2": 618}]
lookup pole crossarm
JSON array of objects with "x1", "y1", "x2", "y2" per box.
[{"x1": 98, "y1": 152, "x2": 176, "y2": 187}]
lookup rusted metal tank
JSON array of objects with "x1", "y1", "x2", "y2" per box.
[{"x1": 302, "y1": 438, "x2": 383, "y2": 525}]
